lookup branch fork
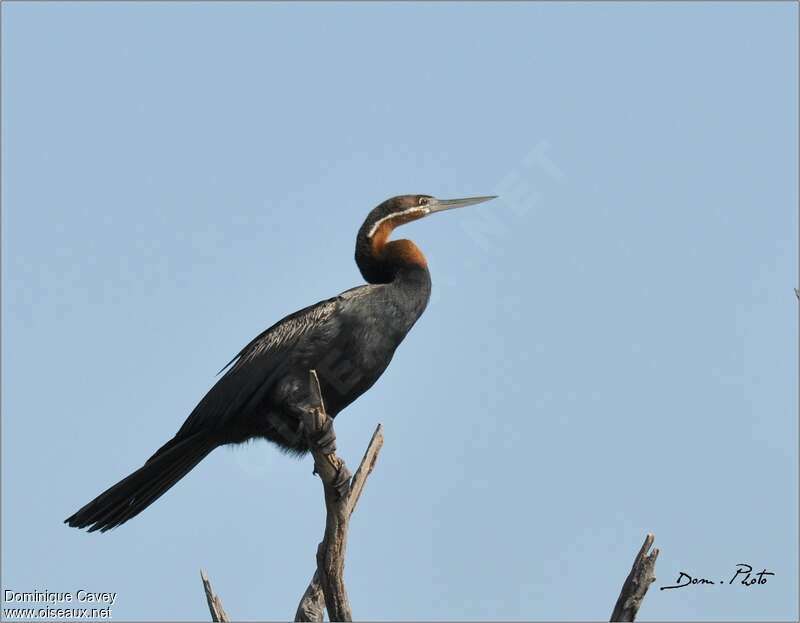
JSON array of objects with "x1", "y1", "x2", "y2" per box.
[{"x1": 296, "y1": 369, "x2": 384, "y2": 622}]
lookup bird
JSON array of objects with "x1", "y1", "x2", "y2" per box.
[{"x1": 65, "y1": 194, "x2": 496, "y2": 532}]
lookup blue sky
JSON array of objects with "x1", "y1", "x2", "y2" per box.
[{"x1": 2, "y1": 2, "x2": 797, "y2": 621}]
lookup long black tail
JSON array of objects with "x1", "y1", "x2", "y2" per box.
[{"x1": 65, "y1": 434, "x2": 216, "y2": 532}]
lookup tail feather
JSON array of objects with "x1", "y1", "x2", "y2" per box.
[{"x1": 65, "y1": 434, "x2": 215, "y2": 533}]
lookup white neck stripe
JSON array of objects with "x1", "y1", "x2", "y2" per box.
[{"x1": 367, "y1": 207, "x2": 426, "y2": 238}]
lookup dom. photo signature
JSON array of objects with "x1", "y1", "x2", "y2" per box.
[{"x1": 660, "y1": 563, "x2": 775, "y2": 590}]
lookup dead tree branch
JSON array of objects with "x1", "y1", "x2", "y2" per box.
[
  {"x1": 295, "y1": 421, "x2": 384, "y2": 622},
  {"x1": 200, "y1": 569, "x2": 230, "y2": 623},
  {"x1": 610, "y1": 532, "x2": 659, "y2": 622},
  {"x1": 199, "y1": 371, "x2": 383, "y2": 623},
  {"x1": 295, "y1": 369, "x2": 384, "y2": 622}
]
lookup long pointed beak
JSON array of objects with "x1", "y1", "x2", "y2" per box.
[{"x1": 427, "y1": 195, "x2": 497, "y2": 214}]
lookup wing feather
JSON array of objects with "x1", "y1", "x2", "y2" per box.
[{"x1": 175, "y1": 296, "x2": 341, "y2": 439}]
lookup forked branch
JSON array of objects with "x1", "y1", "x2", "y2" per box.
[
  {"x1": 200, "y1": 371, "x2": 383, "y2": 623},
  {"x1": 295, "y1": 370, "x2": 384, "y2": 622}
]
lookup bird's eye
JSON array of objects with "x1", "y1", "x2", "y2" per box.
[{"x1": 418, "y1": 197, "x2": 429, "y2": 206}]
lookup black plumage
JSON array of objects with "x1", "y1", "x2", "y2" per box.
[{"x1": 65, "y1": 193, "x2": 494, "y2": 532}]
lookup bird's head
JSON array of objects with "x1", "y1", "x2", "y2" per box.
[
  {"x1": 356, "y1": 194, "x2": 497, "y2": 283},
  {"x1": 362, "y1": 194, "x2": 497, "y2": 242}
]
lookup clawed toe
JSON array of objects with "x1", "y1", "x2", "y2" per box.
[{"x1": 308, "y1": 417, "x2": 337, "y2": 455}]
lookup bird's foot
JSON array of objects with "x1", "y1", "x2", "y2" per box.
[
  {"x1": 302, "y1": 409, "x2": 350, "y2": 498},
  {"x1": 307, "y1": 416, "x2": 337, "y2": 455}
]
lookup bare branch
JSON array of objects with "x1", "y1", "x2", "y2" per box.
[
  {"x1": 347, "y1": 424, "x2": 384, "y2": 515},
  {"x1": 610, "y1": 533, "x2": 659, "y2": 622},
  {"x1": 303, "y1": 370, "x2": 351, "y2": 621},
  {"x1": 200, "y1": 569, "x2": 230, "y2": 623},
  {"x1": 294, "y1": 370, "x2": 385, "y2": 622},
  {"x1": 295, "y1": 422, "x2": 384, "y2": 621}
]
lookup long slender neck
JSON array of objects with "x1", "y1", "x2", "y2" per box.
[
  {"x1": 355, "y1": 220, "x2": 429, "y2": 285},
  {"x1": 355, "y1": 224, "x2": 431, "y2": 307}
]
